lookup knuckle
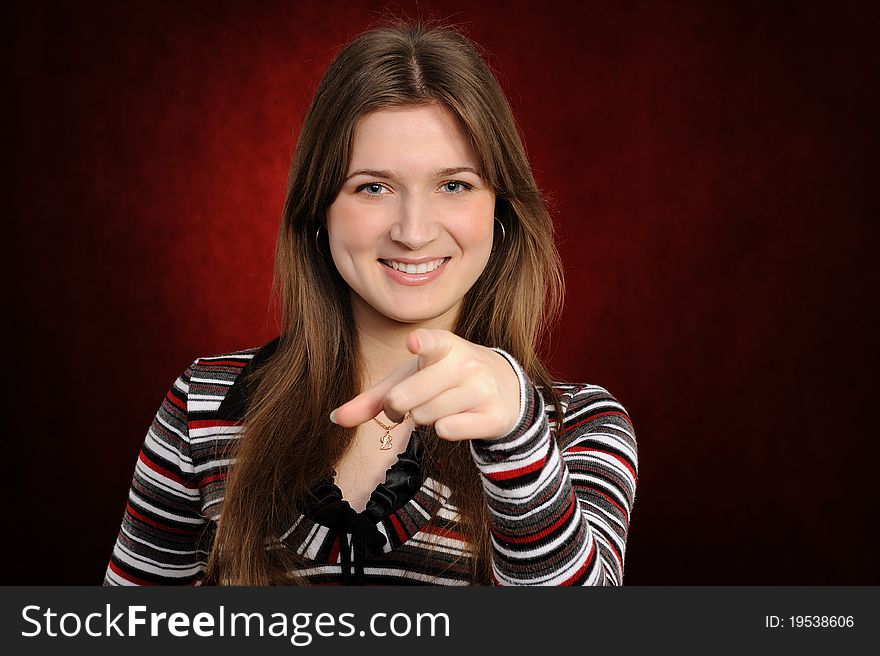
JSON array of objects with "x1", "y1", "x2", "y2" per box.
[
  {"x1": 385, "y1": 388, "x2": 409, "y2": 412},
  {"x1": 457, "y1": 358, "x2": 487, "y2": 382},
  {"x1": 461, "y1": 358, "x2": 482, "y2": 377},
  {"x1": 473, "y1": 377, "x2": 497, "y2": 399}
]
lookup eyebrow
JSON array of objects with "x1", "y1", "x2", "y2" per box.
[{"x1": 343, "y1": 166, "x2": 482, "y2": 182}]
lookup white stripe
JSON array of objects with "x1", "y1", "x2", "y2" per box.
[
  {"x1": 194, "y1": 458, "x2": 232, "y2": 474},
  {"x1": 566, "y1": 451, "x2": 634, "y2": 487},
  {"x1": 291, "y1": 564, "x2": 341, "y2": 576},
  {"x1": 410, "y1": 499, "x2": 432, "y2": 520},
  {"x1": 435, "y1": 506, "x2": 461, "y2": 522},
  {"x1": 375, "y1": 522, "x2": 392, "y2": 554},
  {"x1": 303, "y1": 525, "x2": 329, "y2": 560},
  {"x1": 144, "y1": 428, "x2": 193, "y2": 468},
  {"x1": 490, "y1": 504, "x2": 583, "y2": 561},
  {"x1": 485, "y1": 472, "x2": 569, "y2": 522},
  {"x1": 198, "y1": 354, "x2": 255, "y2": 362},
  {"x1": 190, "y1": 424, "x2": 242, "y2": 439},
  {"x1": 279, "y1": 515, "x2": 304, "y2": 542},
  {"x1": 598, "y1": 420, "x2": 636, "y2": 441},
  {"x1": 566, "y1": 428, "x2": 637, "y2": 462},
  {"x1": 423, "y1": 477, "x2": 452, "y2": 500},
  {"x1": 189, "y1": 377, "x2": 235, "y2": 385},
  {"x1": 120, "y1": 525, "x2": 207, "y2": 556},
  {"x1": 113, "y1": 545, "x2": 205, "y2": 578},
  {"x1": 489, "y1": 347, "x2": 528, "y2": 435},
  {"x1": 568, "y1": 384, "x2": 611, "y2": 401},
  {"x1": 287, "y1": 564, "x2": 471, "y2": 586},
  {"x1": 493, "y1": 530, "x2": 594, "y2": 586},
  {"x1": 360, "y1": 567, "x2": 470, "y2": 586},
  {"x1": 190, "y1": 433, "x2": 240, "y2": 446},
  {"x1": 128, "y1": 490, "x2": 205, "y2": 525},
  {"x1": 410, "y1": 532, "x2": 469, "y2": 554},
  {"x1": 135, "y1": 460, "x2": 199, "y2": 500},
  {"x1": 116, "y1": 541, "x2": 205, "y2": 572},
  {"x1": 479, "y1": 443, "x2": 560, "y2": 501},
  {"x1": 190, "y1": 401, "x2": 222, "y2": 412},
  {"x1": 473, "y1": 429, "x2": 549, "y2": 473},
  {"x1": 585, "y1": 515, "x2": 626, "y2": 560},
  {"x1": 583, "y1": 508, "x2": 627, "y2": 547},
  {"x1": 569, "y1": 472, "x2": 630, "y2": 508}
]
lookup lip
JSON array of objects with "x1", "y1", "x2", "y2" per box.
[{"x1": 378, "y1": 257, "x2": 450, "y2": 286}]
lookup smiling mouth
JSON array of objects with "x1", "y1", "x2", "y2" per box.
[{"x1": 378, "y1": 257, "x2": 449, "y2": 274}]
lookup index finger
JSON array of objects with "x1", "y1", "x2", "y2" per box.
[{"x1": 329, "y1": 357, "x2": 419, "y2": 427}]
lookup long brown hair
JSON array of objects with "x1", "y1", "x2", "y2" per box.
[{"x1": 206, "y1": 20, "x2": 565, "y2": 585}]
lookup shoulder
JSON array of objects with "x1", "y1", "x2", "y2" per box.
[
  {"x1": 189, "y1": 345, "x2": 264, "y2": 384},
  {"x1": 184, "y1": 337, "x2": 280, "y2": 420}
]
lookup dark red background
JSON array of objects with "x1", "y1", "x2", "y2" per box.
[{"x1": 7, "y1": 0, "x2": 878, "y2": 584}]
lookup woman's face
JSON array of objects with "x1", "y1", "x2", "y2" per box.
[{"x1": 326, "y1": 103, "x2": 496, "y2": 332}]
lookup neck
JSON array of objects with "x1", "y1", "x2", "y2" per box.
[{"x1": 352, "y1": 299, "x2": 458, "y2": 390}]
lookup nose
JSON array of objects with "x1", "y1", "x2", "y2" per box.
[{"x1": 389, "y1": 194, "x2": 439, "y2": 250}]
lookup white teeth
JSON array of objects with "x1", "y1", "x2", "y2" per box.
[{"x1": 382, "y1": 258, "x2": 447, "y2": 274}]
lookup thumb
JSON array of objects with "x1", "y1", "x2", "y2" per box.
[{"x1": 408, "y1": 329, "x2": 456, "y2": 369}]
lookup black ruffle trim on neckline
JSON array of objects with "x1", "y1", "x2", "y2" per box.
[
  {"x1": 295, "y1": 428, "x2": 426, "y2": 584},
  {"x1": 303, "y1": 426, "x2": 425, "y2": 527}
]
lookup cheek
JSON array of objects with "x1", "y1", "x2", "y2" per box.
[
  {"x1": 453, "y1": 209, "x2": 495, "y2": 253},
  {"x1": 327, "y1": 200, "x2": 377, "y2": 254}
]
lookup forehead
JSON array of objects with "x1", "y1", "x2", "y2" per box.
[{"x1": 349, "y1": 104, "x2": 477, "y2": 170}]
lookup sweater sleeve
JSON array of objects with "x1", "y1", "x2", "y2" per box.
[
  {"x1": 470, "y1": 349, "x2": 638, "y2": 585},
  {"x1": 103, "y1": 361, "x2": 210, "y2": 585}
]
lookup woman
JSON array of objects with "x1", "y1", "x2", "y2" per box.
[{"x1": 104, "y1": 21, "x2": 638, "y2": 586}]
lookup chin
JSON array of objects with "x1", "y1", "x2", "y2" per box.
[{"x1": 382, "y1": 302, "x2": 457, "y2": 326}]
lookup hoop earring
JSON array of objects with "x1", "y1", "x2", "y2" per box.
[
  {"x1": 315, "y1": 224, "x2": 325, "y2": 254},
  {"x1": 494, "y1": 216, "x2": 506, "y2": 246}
]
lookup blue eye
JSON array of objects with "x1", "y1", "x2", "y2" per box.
[
  {"x1": 442, "y1": 181, "x2": 472, "y2": 194},
  {"x1": 356, "y1": 182, "x2": 388, "y2": 197}
]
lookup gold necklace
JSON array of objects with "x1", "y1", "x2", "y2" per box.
[{"x1": 372, "y1": 412, "x2": 410, "y2": 451}]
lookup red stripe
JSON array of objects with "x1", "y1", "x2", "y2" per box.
[
  {"x1": 126, "y1": 504, "x2": 200, "y2": 536},
  {"x1": 138, "y1": 452, "x2": 192, "y2": 488},
  {"x1": 484, "y1": 454, "x2": 546, "y2": 482},
  {"x1": 165, "y1": 390, "x2": 186, "y2": 411},
  {"x1": 566, "y1": 410, "x2": 633, "y2": 432},
  {"x1": 189, "y1": 419, "x2": 241, "y2": 430},
  {"x1": 422, "y1": 525, "x2": 466, "y2": 541},
  {"x1": 199, "y1": 472, "x2": 227, "y2": 485},
  {"x1": 559, "y1": 540, "x2": 596, "y2": 586},
  {"x1": 491, "y1": 493, "x2": 576, "y2": 544},
  {"x1": 198, "y1": 359, "x2": 249, "y2": 368},
  {"x1": 389, "y1": 514, "x2": 408, "y2": 542},
  {"x1": 566, "y1": 447, "x2": 637, "y2": 480},
  {"x1": 328, "y1": 535, "x2": 340, "y2": 565},
  {"x1": 589, "y1": 489, "x2": 626, "y2": 515}
]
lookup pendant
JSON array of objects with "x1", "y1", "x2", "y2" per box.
[{"x1": 379, "y1": 430, "x2": 393, "y2": 450}]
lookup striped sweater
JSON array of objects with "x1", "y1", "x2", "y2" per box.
[{"x1": 103, "y1": 338, "x2": 638, "y2": 586}]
